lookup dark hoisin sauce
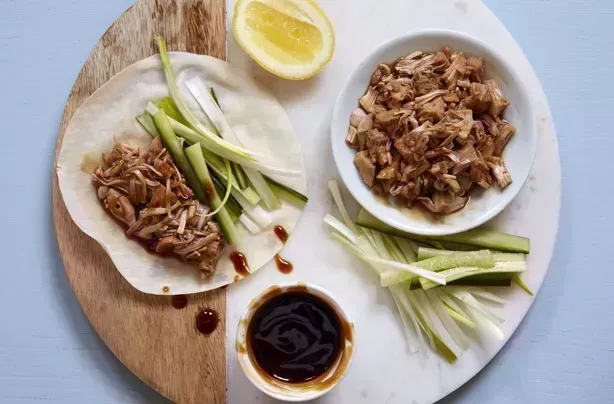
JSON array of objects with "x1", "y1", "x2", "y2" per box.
[
  {"x1": 274, "y1": 225, "x2": 288, "y2": 243},
  {"x1": 247, "y1": 291, "x2": 342, "y2": 383},
  {"x1": 230, "y1": 251, "x2": 250, "y2": 276},
  {"x1": 171, "y1": 294, "x2": 188, "y2": 309},
  {"x1": 196, "y1": 308, "x2": 219, "y2": 335},
  {"x1": 274, "y1": 254, "x2": 293, "y2": 274}
]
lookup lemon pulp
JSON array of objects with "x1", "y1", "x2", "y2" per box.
[{"x1": 244, "y1": 0, "x2": 323, "y2": 65}]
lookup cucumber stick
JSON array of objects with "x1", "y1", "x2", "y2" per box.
[
  {"x1": 417, "y1": 247, "x2": 525, "y2": 262},
  {"x1": 166, "y1": 116, "x2": 261, "y2": 206},
  {"x1": 265, "y1": 176, "x2": 308, "y2": 205},
  {"x1": 356, "y1": 209, "x2": 530, "y2": 253},
  {"x1": 380, "y1": 250, "x2": 495, "y2": 287},
  {"x1": 152, "y1": 110, "x2": 206, "y2": 203},
  {"x1": 420, "y1": 262, "x2": 527, "y2": 290},
  {"x1": 185, "y1": 144, "x2": 239, "y2": 244}
]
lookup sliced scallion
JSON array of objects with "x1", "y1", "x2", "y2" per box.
[{"x1": 155, "y1": 36, "x2": 300, "y2": 178}]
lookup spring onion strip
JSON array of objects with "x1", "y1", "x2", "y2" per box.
[
  {"x1": 472, "y1": 312, "x2": 506, "y2": 341},
  {"x1": 330, "y1": 231, "x2": 388, "y2": 277},
  {"x1": 427, "y1": 289, "x2": 470, "y2": 350},
  {"x1": 155, "y1": 97, "x2": 237, "y2": 212},
  {"x1": 360, "y1": 228, "x2": 377, "y2": 252},
  {"x1": 457, "y1": 288, "x2": 506, "y2": 305},
  {"x1": 440, "y1": 293, "x2": 471, "y2": 320},
  {"x1": 390, "y1": 286, "x2": 428, "y2": 358},
  {"x1": 406, "y1": 291, "x2": 436, "y2": 350},
  {"x1": 239, "y1": 213, "x2": 261, "y2": 235},
  {"x1": 329, "y1": 232, "x2": 367, "y2": 258},
  {"x1": 232, "y1": 162, "x2": 249, "y2": 189},
  {"x1": 208, "y1": 157, "x2": 260, "y2": 206},
  {"x1": 383, "y1": 235, "x2": 407, "y2": 263},
  {"x1": 324, "y1": 214, "x2": 358, "y2": 244},
  {"x1": 413, "y1": 289, "x2": 461, "y2": 360},
  {"x1": 185, "y1": 78, "x2": 256, "y2": 152},
  {"x1": 513, "y1": 275, "x2": 534, "y2": 296},
  {"x1": 206, "y1": 160, "x2": 233, "y2": 217},
  {"x1": 137, "y1": 112, "x2": 160, "y2": 138},
  {"x1": 395, "y1": 237, "x2": 418, "y2": 263},
  {"x1": 185, "y1": 78, "x2": 281, "y2": 209},
  {"x1": 209, "y1": 87, "x2": 221, "y2": 107},
  {"x1": 155, "y1": 37, "x2": 253, "y2": 158},
  {"x1": 149, "y1": 106, "x2": 263, "y2": 206},
  {"x1": 390, "y1": 291, "x2": 418, "y2": 354},
  {"x1": 155, "y1": 37, "x2": 300, "y2": 177},
  {"x1": 328, "y1": 180, "x2": 359, "y2": 234},
  {"x1": 354, "y1": 235, "x2": 388, "y2": 275},
  {"x1": 431, "y1": 241, "x2": 446, "y2": 250},
  {"x1": 458, "y1": 297, "x2": 505, "y2": 341},
  {"x1": 222, "y1": 194, "x2": 241, "y2": 221},
  {"x1": 157, "y1": 96, "x2": 189, "y2": 126},
  {"x1": 209, "y1": 85, "x2": 248, "y2": 189},
  {"x1": 211, "y1": 170, "x2": 260, "y2": 209},
  {"x1": 226, "y1": 206, "x2": 239, "y2": 223},
  {"x1": 185, "y1": 147, "x2": 233, "y2": 219},
  {"x1": 371, "y1": 231, "x2": 394, "y2": 261},
  {"x1": 364, "y1": 257, "x2": 447, "y2": 285},
  {"x1": 245, "y1": 170, "x2": 281, "y2": 210},
  {"x1": 244, "y1": 206, "x2": 273, "y2": 229},
  {"x1": 443, "y1": 303, "x2": 477, "y2": 328},
  {"x1": 446, "y1": 290, "x2": 505, "y2": 325},
  {"x1": 322, "y1": 178, "x2": 524, "y2": 360},
  {"x1": 224, "y1": 186, "x2": 271, "y2": 229}
]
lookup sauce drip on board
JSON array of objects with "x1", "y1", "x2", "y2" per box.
[
  {"x1": 274, "y1": 225, "x2": 288, "y2": 243},
  {"x1": 247, "y1": 291, "x2": 342, "y2": 383},
  {"x1": 274, "y1": 254, "x2": 293, "y2": 274},
  {"x1": 229, "y1": 251, "x2": 249, "y2": 276},
  {"x1": 196, "y1": 308, "x2": 219, "y2": 335},
  {"x1": 171, "y1": 294, "x2": 188, "y2": 309}
]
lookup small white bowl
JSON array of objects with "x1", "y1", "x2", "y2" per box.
[
  {"x1": 331, "y1": 29, "x2": 538, "y2": 236},
  {"x1": 235, "y1": 282, "x2": 355, "y2": 402}
]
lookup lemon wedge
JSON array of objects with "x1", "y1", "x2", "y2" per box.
[{"x1": 232, "y1": 0, "x2": 335, "y2": 80}]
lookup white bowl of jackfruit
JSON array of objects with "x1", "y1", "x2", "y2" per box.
[{"x1": 330, "y1": 29, "x2": 537, "y2": 236}]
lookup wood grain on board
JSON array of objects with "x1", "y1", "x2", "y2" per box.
[{"x1": 52, "y1": 1, "x2": 227, "y2": 402}]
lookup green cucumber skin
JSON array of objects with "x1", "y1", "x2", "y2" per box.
[
  {"x1": 409, "y1": 274, "x2": 513, "y2": 288},
  {"x1": 356, "y1": 209, "x2": 530, "y2": 253},
  {"x1": 185, "y1": 144, "x2": 239, "y2": 244},
  {"x1": 265, "y1": 176, "x2": 308, "y2": 205},
  {"x1": 152, "y1": 111, "x2": 207, "y2": 204}
]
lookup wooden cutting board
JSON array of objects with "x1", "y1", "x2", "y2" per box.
[{"x1": 52, "y1": 1, "x2": 227, "y2": 402}]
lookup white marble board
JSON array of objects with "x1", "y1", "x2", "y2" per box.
[{"x1": 225, "y1": 0, "x2": 561, "y2": 403}]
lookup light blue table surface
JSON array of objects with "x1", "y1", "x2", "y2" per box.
[{"x1": 1, "y1": 0, "x2": 613, "y2": 403}]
